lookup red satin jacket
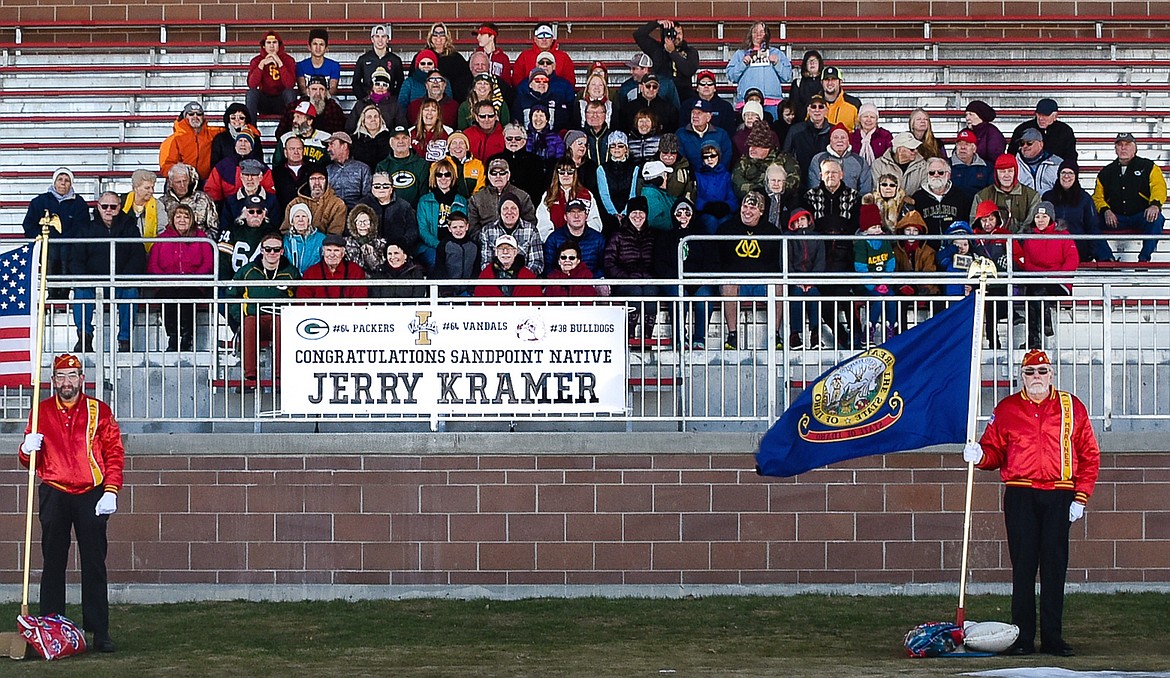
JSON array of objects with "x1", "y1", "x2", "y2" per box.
[{"x1": 19, "y1": 394, "x2": 125, "y2": 496}]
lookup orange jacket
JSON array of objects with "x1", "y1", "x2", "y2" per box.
[
  {"x1": 160, "y1": 117, "x2": 225, "y2": 182},
  {"x1": 19, "y1": 394, "x2": 125, "y2": 495},
  {"x1": 977, "y1": 388, "x2": 1100, "y2": 504}
]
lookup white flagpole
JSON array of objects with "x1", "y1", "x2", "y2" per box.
[{"x1": 956, "y1": 257, "x2": 996, "y2": 633}]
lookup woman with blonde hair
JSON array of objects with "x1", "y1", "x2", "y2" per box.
[
  {"x1": 576, "y1": 72, "x2": 614, "y2": 127},
  {"x1": 864, "y1": 172, "x2": 913, "y2": 231},
  {"x1": 908, "y1": 108, "x2": 947, "y2": 161},
  {"x1": 425, "y1": 21, "x2": 472, "y2": 100}
]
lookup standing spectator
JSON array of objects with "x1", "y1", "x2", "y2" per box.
[
  {"x1": 416, "y1": 158, "x2": 467, "y2": 268},
  {"x1": 964, "y1": 100, "x2": 1007, "y2": 165},
  {"x1": 246, "y1": 31, "x2": 297, "y2": 117},
  {"x1": 634, "y1": 19, "x2": 700, "y2": 103},
  {"x1": 147, "y1": 204, "x2": 214, "y2": 351},
  {"x1": 965, "y1": 349, "x2": 1100, "y2": 658},
  {"x1": 1014, "y1": 202, "x2": 1078, "y2": 348},
  {"x1": 818, "y1": 66, "x2": 862, "y2": 131},
  {"x1": 426, "y1": 22, "x2": 472, "y2": 101},
  {"x1": 358, "y1": 172, "x2": 419, "y2": 255},
  {"x1": 638, "y1": 160, "x2": 679, "y2": 231},
  {"x1": 351, "y1": 104, "x2": 392, "y2": 171},
  {"x1": 805, "y1": 157, "x2": 862, "y2": 347},
  {"x1": 296, "y1": 28, "x2": 340, "y2": 97},
  {"x1": 160, "y1": 163, "x2": 219, "y2": 238},
  {"x1": 283, "y1": 203, "x2": 325, "y2": 273},
  {"x1": 511, "y1": 23, "x2": 576, "y2": 88},
  {"x1": 71, "y1": 191, "x2": 147, "y2": 353},
  {"x1": 300, "y1": 234, "x2": 368, "y2": 299},
  {"x1": 352, "y1": 24, "x2": 404, "y2": 100},
  {"x1": 694, "y1": 142, "x2": 738, "y2": 233},
  {"x1": 870, "y1": 132, "x2": 929, "y2": 195},
  {"x1": 853, "y1": 203, "x2": 899, "y2": 345},
  {"x1": 782, "y1": 208, "x2": 826, "y2": 349},
  {"x1": 1092, "y1": 132, "x2": 1167, "y2": 262},
  {"x1": 972, "y1": 154, "x2": 1041, "y2": 233},
  {"x1": 1044, "y1": 161, "x2": 1114, "y2": 263},
  {"x1": 788, "y1": 49, "x2": 824, "y2": 122},
  {"x1": 654, "y1": 198, "x2": 717, "y2": 348},
  {"x1": 726, "y1": 21, "x2": 792, "y2": 116},
  {"x1": 716, "y1": 191, "x2": 784, "y2": 350},
  {"x1": 433, "y1": 211, "x2": 480, "y2": 296},
  {"x1": 479, "y1": 192, "x2": 544, "y2": 275},
  {"x1": 809, "y1": 123, "x2": 872, "y2": 194},
  {"x1": 469, "y1": 158, "x2": 536, "y2": 234},
  {"x1": 347, "y1": 68, "x2": 407, "y2": 133},
  {"x1": 1015, "y1": 128, "x2": 1063, "y2": 196},
  {"x1": 910, "y1": 157, "x2": 970, "y2": 240},
  {"x1": 216, "y1": 194, "x2": 271, "y2": 283},
  {"x1": 205, "y1": 131, "x2": 272, "y2": 205},
  {"x1": 325, "y1": 132, "x2": 372, "y2": 209},
  {"x1": 282, "y1": 169, "x2": 346, "y2": 235},
  {"x1": 760, "y1": 163, "x2": 800, "y2": 230},
  {"x1": 950, "y1": 128, "x2": 993, "y2": 198},
  {"x1": 782, "y1": 94, "x2": 832, "y2": 180},
  {"x1": 231, "y1": 231, "x2": 299, "y2": 391},
  {"x1": 937, "y1": 220, "x2": 975, "y2": 298},
  {"x1": 1009, "y1": 98, "x2": 1078, "y2": 165},
  {"x1": 971, "y1": 200, "x2": 1012, "y2": 348},
  {"x1": 850, "y1": 103, "x2": 892, "y2": 166},
  {"x1": 23, "y1": 168, "x2": 91, "y2": 299},
  {"x1": 160, "y1": 101, "x2": 223, "y2": 183},
  {"x1": 596, "y1": 131, "x2": 639, "y2": 229},
  {"x1": 18, "y1": 353, "x2": 123, "y2": 654},
  {"x1": 908, "y1": 108, "x2": 947, "y2": 161},
  {"x1": 474, "y1": 22, "x2": 511, "y2": 83},
  {"x1": 210, "y1": 103, "x2": 263, "y2": 171},
  {"x1": 374, "y1": 127, "x2": 429, "y2": 207},
  {"x1": 343, "y1": 204, "x2": 387, "y2": 273},
  {"x1": 581, "y1": 97, "x2": 614, "y2": 165}
]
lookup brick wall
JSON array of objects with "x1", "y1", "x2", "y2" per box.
[{"x1": 2, "y1": 445, "x2": 1167, "y2": 594}]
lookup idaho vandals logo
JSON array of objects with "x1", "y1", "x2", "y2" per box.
[{"x1": 800, "y1": 349, "x2": 903, "y2": 442}]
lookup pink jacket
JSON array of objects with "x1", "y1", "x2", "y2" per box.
[{"x1": 146, "y1": 226, "x2": 215, "y2": 276}]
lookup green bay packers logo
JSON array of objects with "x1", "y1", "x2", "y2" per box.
[{"x1": 799, "y1": 349, "x2": 903, "y2": 442}]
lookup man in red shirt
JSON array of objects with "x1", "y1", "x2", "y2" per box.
[
  {"x1": 18, "y1": 354, "x2": 124, "y2": 653},
  {"x1": 299, "y1": 234, "x2": 368, "y2": 298},
  {"x1": 964, "y1": 349, "x2": 1100, "y2": 658}
]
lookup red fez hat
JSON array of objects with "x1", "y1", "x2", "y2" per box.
[
  {"x1": 1021, "y1": 349, "x2": 1051, "y2": 368},
  {"x1": 53, "y1": 354, "x2": 82, "y2": 371}
]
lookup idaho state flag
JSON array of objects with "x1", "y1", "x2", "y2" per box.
[{"x1": 756, "y1": 294, "x2": 976, "y2": 477}]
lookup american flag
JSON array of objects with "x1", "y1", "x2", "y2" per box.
[{"x1": 0, "y1": 243, "x2": 38, "y2": 388}]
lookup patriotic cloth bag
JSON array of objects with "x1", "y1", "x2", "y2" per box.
[
  {"x1": 17, "y1": 614, "x2": 87, "y2": 660},
  {"x1": 904, "y1": 621, "x2": 962, "y2": 658}
]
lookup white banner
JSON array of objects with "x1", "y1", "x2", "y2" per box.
[{"x1": 281, "y1": 305, "x2": 628, "y2": 415}]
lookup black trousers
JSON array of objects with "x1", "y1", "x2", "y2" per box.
[
  {"x1": 38, "y1": 484, "x2": 109, "y2": 635},
  {"x1": 1003, "y1": 486, "x2": 1073, "y2": 648}
]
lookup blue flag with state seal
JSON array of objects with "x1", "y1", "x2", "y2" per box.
[{"x1": 756, "y1": 294, "x2": 976, "y2": 477}]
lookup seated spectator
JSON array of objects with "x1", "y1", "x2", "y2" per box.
[
  {"x1": 343, "y1": 204, "x2": 387, "y2": 273},
  {"x1": 426, "y1": 22, "x2": 472, "y2": 101},
  {"x1": 231, "y1": 231, "x2": 299, "y2": 391},
  {"x1": 1009, "y1": 98, "x2": 1078, "y2": 165},
  {"x1": 596, "y1": 131, "x2": 639, "y2": 229},
  {"x1": 605, "y1": 197, "x2": 663, "y2": 343},
  {"x1": 677, "y1": 99, "x2": 733, "y2": 171},
  {"x1": 299, "y1": 234, "x2": 368, "y2": 299},
  {"x1": 1015, "y1": 128, "x2": 1063, "y2": 195},
  {"x1": 526, "y1": 104, "x2": 566, "y2": 163},
  {"x1": 891, "y1": 211, "x2": 940, "y2": 297},
  {"x1": 736, "y1": 121, "x2": 801, "y2": 203},
  {"x1": 908, "y1": 159, "x2": 968, "y2": 242},
  {"x1": 788, "y1": 49, "x2": 824, "y2": 122},
  {"x1": 216, "y1": 194, "x2": 271, "y2": 283},
  {"x1": 346, "y1": 68, "x2": 407, "y2": 136},
  {"x1": 469, "y1": 158, "x2": 536, "y2": 235},
  {"x1": 782, "y1": 94, "x2": 832, "y2": 180},
  {"x1": 211, "y1": 103, "x2": 264, "y2": 171},
  {"x1": 515, "y1": 65, "x2": 576, "y2": 132},
  {"x1": 908, "y1": 108, "x2": 947, "y2": 161},
  {"x1": 161, "y1": 163, "x2": 220, "y2": 238},
  {"x1": 399, "y1": 51, "x2": 442, "y2": 111},
  {"x1": 410, "y1": 99, "x2": 453, "y2": 163},
  {"x1": 205, "y1": 131, "x2": 275, "y2": 205},
  {"x1": 474, "y1": 22, "x2": 511, "y2": 83},
  {"x1": 654, "y1": 197, "x2": 716, "y2": 348},
  {"x1": 545, "y1": 241, "x2": 600, "y2": 298},
  {"x1": 122, "y1": 169, "x2": 168, "y2": 243},
  {"x1": 352, "y1": 24, "x2": 405, "y2": 101},
  {"x1": 511, "y1": 23, "x2": 576, "y2": 88},
  {"x1": 634, "y1": 19, "x2": 700, "y2": 103},
  {"x1": 445, "y1": 132, "x2": 485, "y2": 197},
  {"x1": 272, "y1": 136, "x2": 324, "y2": 221},
  {"x1": 1044, "y1": 160, "x2": 1114, "y2": 262},
  {"x1": 279, "y1": 76, "x2": 347, "y2": 139},
  {"x1": 580, "y1": 99, "x2": 612, "y2": 166},
  {"x1": 971, "y1": 154, "x2": 1041, "y2": 233},
  {"x1": 819, "y1": 66, "x2": 862, "y2": 131},
  {"x1": 537, "y1": 160, "x2": 603, "y2": 239},
  {"x1": 221, "y1": 159, "x2": 277, "y2": 234},
  {"x1": 464, "y1": 98, "x2": 507, "y2": 161},
  {"x1": 627, "y1": 110, "x2": 662, "y2": 164},
  {"x1": 732, "y1": 101, "x2": 776, "y2": 163},
  {"x1": 871, "y1": 132, "x2": 928, "y2": 195},
  {"x1": 351, "y1": 105, "x2": 391, "y2": 171},
  {"x1": 374, "y1": 126, "x2": 429, "y2": 207},
  {"x1": 146, "y1": 204, "x2": 215, "y2": 351},
  {"x1": 809, "y1": 123, "x2": 872, "y2": 195},
  {"x1": 619, "y1": 73, "x2": 678, "y2": 133},
  {"x1": 782, "y1": 208, "x2": 826, "y2": 349},
  {"x1": 850, "y1": 103, "x2": 892, "y2": 166},
  {"x1": 459, "y1": 74, "x2": 510, "y2": 132},
  {"x1": 490, "y1": 123, "x2": 547, "y2": 206},
  {"x1": 865, "y1": 173, "x2": 913, "y2": 231},
  {"x1": 325, "y1": 132, "x2": 372, "y2": 210},
  {"x1": 726, "y1": 21, "x2": 792, "y2": 116},
  {"x1": 474, "y1": 234, "x2": 542, "y2": 299},
  {"x1": 407, "y1": 69, "x2": 459, "y2": 128},
  {"x1": 160, "y1": 101, "x2": 224, "y2": 183},
  {"x1": 358, "y1": 172, "x2": 419, "y2": 254},
  {"x1": 937, "y1": 220, "x2": 975, "y2": 297},
  {"x1": 654, "y1": 134, "x2": 695, "y2": 202},
  {"x1": 853, "y1": 203, "x2": 899, "y2": 345},
  {"x1": 369, "y1": 240, "x2": 428, "y2": 298},
  {"x1": 694, "y1": 142, "x2": 738, "y2": 233},
  {"x1": 805, "y1": 157, "x2": 862, "y2": 347},
  {"x1": 1014, "y1": 202, "x2": 1078, "y2": 348},
  {"x1": 282, "y1": 169, "x2": 347, "y2": 235},
  {"x1": 283, "y1": 203, "x2": 325, "y2": 273},
  {"x1": 950, "y1": 128, "x2": 992, "y2": 197},
  {"x1": 23, "y1": 167, "x2": 93, "y2": 295},
  {"x1": 433, "y1": 211, "x2": 480, "y2": 296},
  {"x1": 273, "y1": 100, "x2": 331, "y2": 166},
  {"x1": 578, "y1": 73, "x2": 615, "y2": 133},
  {"x1": 564, "y1": 130, "x2": 599, "y2": 193},
  {"x1": 71, "y1": 191, "x2": 147, "y2": 353},
  {"x1": 479, "y1": 192, "x2": 544, "y2": 275},
  {"x1": 296, "y1": 29, "x2": 340, "y2": 97},
  {"x1": 964, "y1": 100, "x2": 1006, "y2": 165},
  {"x1": 246, "y1": 31, "x2": 298, "y2": 117},
  {"x1": 417, "y1": 158, "x2": 467, "y2": 269},
  {"x1": 543, "y1": 198, "x2": 607, "y2": 277},
  {"x1": 637, "y1": 161, "x2": 678, "y2": 232},
  {"x1": 716, "y1": 192, "x2": 784, "y2": 350},
  {"x1": 468, "y1": 51, "x2": 515, "y2": 120},
  {"x1": 761, "y1": 163, "x2": 799, "y2": 230},
  {"x1": 1093, "y1": 132, "x2": 1166, "y2": 262},
  {"x1": 682, "y1": 69, "x2": 737, "y2": 135}
]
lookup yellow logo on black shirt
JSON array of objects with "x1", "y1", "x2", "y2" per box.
[{"x1": 735, "y1": 239, "x2": 761, "y2": 258}]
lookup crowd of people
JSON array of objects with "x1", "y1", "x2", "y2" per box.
[{"x1": 22, "y1": 20, "x2": 1168, "y2": 359}]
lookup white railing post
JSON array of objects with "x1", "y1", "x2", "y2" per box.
[{"x1": 1101, "y1": 283, "x2": 1113, "y2": 432}]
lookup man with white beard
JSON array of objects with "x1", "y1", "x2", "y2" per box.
[
  {"x1": 910, "y1": 157, "x2": 970, "y2": 241},
  {"x1": 274, "y1": 101, "x2": 331, "y2": 166}
]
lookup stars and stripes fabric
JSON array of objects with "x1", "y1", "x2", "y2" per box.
[{"x1": 0, "y1": 243, "x2": 39, "y2": 388}]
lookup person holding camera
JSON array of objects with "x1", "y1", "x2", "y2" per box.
[
  {"x1": 633, "y1": 19, "x2": 700, "y2": 103},
  {"x1": 725, "y1": 21, "x2": 792, "y2": 117}
]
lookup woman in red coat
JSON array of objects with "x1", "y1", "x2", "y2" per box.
[{"x1": 1014, "y1": 201, "x2": 1079, "y2": 349}]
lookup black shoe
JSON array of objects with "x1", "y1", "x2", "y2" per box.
[
  {"x1": 788, "y1": 332, "x2": 802, "y2": 349},
  {"x1": 118, "y1": 340, "x2": 131, "y2": 352},
  {"x1": 723, "y1": 331, "x2": 738, "y2": 350},
  {"x1": 180, "y1": 335, "x2": 194, "y2": 351},
  {"x1": 73, "y1": 334, "x2": 94, "y2": 352},
  {"x1": 166, "y1": 337, "x2": 179, "y2": 352},
  {"x1": 1000, "y1": 640, "x2": 1035, "y2": 656},
  {"x1": 1042, "y1": 642, "x2": 1074, "y2": 657},
  {"x1": 93, "y1": 633, "x2": 116, "y2": 653}
]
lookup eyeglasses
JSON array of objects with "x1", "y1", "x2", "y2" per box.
[
  {"x1": 537, "y1": 59, "x2": 554, "y2": 66},
  {"x1": 372, "y1": 183, "x2": 392, "y2": 189},
  {"x1": 674, "y1": 208, "x2": 693, "y2": 215},
  {"x1": 246, "y1": 208, "x2": 265, "y2": 214},
  {"x1": 1022, "y1": 367, "x2": 1051, "y2": 375},
  {"x1": 808, "y1": 103, "x2": 827, "y2": 109},
  {"x1": 435, "y1": 171, "x2": 453, "y2": 178},
  {"x1": 477, "y1": 112, "x2": 496, "y2": 119},
  {"x1": 927, "y1": 170, "x2": 947, "y2": 176},
  {"x1": 879, "y1": 182, "x2": 898, "y2": 188},
  {"x1": 557, "y1": 168, "x2": 576, "y2": 175},
  {"x1": 1021, "y1": 140, "x2": 1038, "y2": 145},
  {"x1": 372, "y1": 80, "x2": 390, "y2": 87},
  {"x1": 185, "y1": 111, "x2": 204, "y2": 117},
  {"x1": 559, "y1": 254, "x2": 579, "y2": 261},
  {"x1": 505, "y1": 136, "x2": 525, "y2": 142},
  {"x1": 643, "y1": 83, "x2": 660, "y2": 89},
  {"x1": 427, "y1": 77, "x2": 445, "y2": 83},
  {"x1": 701, "y1": 154, "x2": 719, "y2": 160},
  {"x1": 418, "y1": 61, "x2": 435, "y2": 68},
  {"x1": 431, "y1": 30, "x2": 447, "y2": 37},
  {"x1": 98, "y1": 203, "x2": 120, "y2": 210},
  {"x1": 262, "y1": 246, "x2": 283, "y2": 253},
  {"x1": 489, "y1": 169, "x2": 509, "y2": 176},
  {"x1": 698, "y1": 81, "x2": 716, "y2": 86}
]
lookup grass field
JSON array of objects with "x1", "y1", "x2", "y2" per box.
[{"x1": 3, "y1": 593, "x2": 1169, "y2": 676}]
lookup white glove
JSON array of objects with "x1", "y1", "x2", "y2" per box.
[
  {"x1": 21, "y1": 432, "x2": 43, "y2": 454},
  {"x1": 95, "y1": 491, "x2": 118, "y2": 516},
  {"x1": 1069, "y1": 501, "x2": 1085, "y2": 523},
  {"x1": 962, "y1": 441, "x2": 983, "y2": 464}
]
